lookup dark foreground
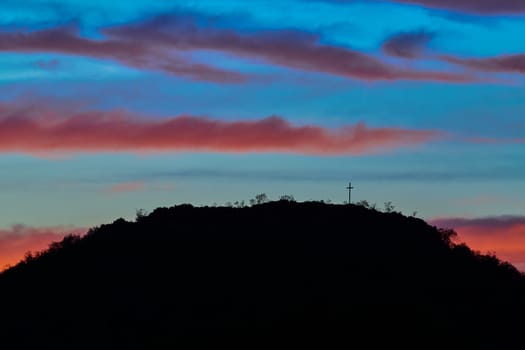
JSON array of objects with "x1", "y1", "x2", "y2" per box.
[{"x1": 1, "y1": 201, "x2": 524, "y2": 348}]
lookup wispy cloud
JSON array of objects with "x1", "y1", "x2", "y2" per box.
[
  {"x1": 103, "y1": 15, "x2": 475, "y2": 83},
  {"x1": 106, "y1": 181, "x2": 145, "y2": 194},
  {"x1": 387, "y1": 0, "x2": 525, "y2": 15},
  {"x1": 320, "y1": 0, "x2": 525, "y2": 15},
  {"x1": 382, "y1": 30, "x2": 436, "y2": 58},
  {"x1": 442, "y1": 54, "x2": 525, "y2": 74},
  {"x1": 379, "y1": 29, "x2": 525, "y2": 77},
  {"x1": 33, "y1": 58, "x2": 61, "y2": 70},
  {"x1": 0, "y1": 26, "x2": 248, "y2": 83},
  {"x1": 465, "y1": 136, "x2": 525, "y2": 144},
  {"x1": 0, "y1": 102, "x2": 442, "y2": 155},
  {"x1": 0, "y1": 225, "x2": 87, "y2": 269},
  {"x1": 0, "y1": 15, "x2": 477, "y2": 83},
  {"x1": 431, "y1": 216, "x2": 525, "y2": 271}
]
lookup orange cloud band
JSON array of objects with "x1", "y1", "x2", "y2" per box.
[{"x1": 0, "y1": 104, "x2": 441, "y2": 155}]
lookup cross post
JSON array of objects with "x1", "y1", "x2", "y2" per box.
[{"x1": 346, "y1": 182, "x2": 354, "y2": 204}]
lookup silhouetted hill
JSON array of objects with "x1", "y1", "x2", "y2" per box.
[{"x1": 1, "y1": 201, "x2": 524, "y2": 348}]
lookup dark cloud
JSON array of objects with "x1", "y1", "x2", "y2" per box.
[
  {"x1": 391, "y1": 0, "x2": 525, "y2": 15},
  {"x1": 382, "y1": 30, "x2": 435, "y2": 58},
  {"x1": 432, "y1": 216, "x2": 525, "y2": 231},
  {"x1": 0, "y1": 26, "x2": 248, "y2": 83},
  {"x1": 442, "y1": 54, "x2": 525, "y2": 74},
  {"x1": 0, "y1": 14, "x2": 477, "y2": 83},
  {"x1": 318, "y1": 0, "x2": 525, "y2": 15},
  {"x1": 104, "y1": 15, "x2": 474, "y2": 82}
]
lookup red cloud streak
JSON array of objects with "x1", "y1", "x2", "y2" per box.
[
  {"x1": 0, "y1": 225, "x2": 87, "y2": 270},
  {"x1": 431, "y1": 216, "x2": 525, "y2": 271},
  {"x1": 0, "y1": 104, "x2": 441, "y2": 155}
]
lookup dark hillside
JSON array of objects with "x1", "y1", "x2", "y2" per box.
[{"x1": 1, "y1": 201, "x2": 524, "y2": 348}]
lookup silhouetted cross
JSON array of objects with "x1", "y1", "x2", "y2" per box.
[{"x1": 346, "y1": 182, "x2": 354, "y2": 204}]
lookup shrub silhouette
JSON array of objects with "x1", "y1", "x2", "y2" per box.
[{"x1": 0, "y1": 201, "x2": 524, "y2": 349}]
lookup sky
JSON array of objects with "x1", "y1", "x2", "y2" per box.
[{"x1": 0, "y1": 0, "x2": 524, "y2": 269}]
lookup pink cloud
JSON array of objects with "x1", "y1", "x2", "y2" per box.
[
  {"x1": 106, "y1": 181, "x2": 145, "y2": 194},
  {"x1": 431, "y1": 216, "x2": 525, "y2": 271},
  {"x1": 0, "y1": 102, "x2": 442, "y2": 155},
  {"x1": 0, "y1": 225, "x2": 87, "y2": 270}
]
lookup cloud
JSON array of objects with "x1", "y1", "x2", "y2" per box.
[
  {"x1": 320, "y1": 0, "x2": 525, "y2": 15},
  {"x1": 0, "y1": 225, "x2": 87, "y2": 269},
  {"x1": 33, "y1": 58, "x2": 61, "y2": 70},
  {"x1": 0, "y1": 26, "x2": 248, "y2": 83},
  {"x1": 442, "y1": 54, "x2": 525, "y2": 74},
  {"x1": 0, "y1": 15, "x2": 476, "y2": 83},
  {"x1": 0, "y1": 102, "x2": 441, "y2": 155},
  {"x1": 465, "y1": 136, "x2": 525, "y2": 144},
  {"x1": 103, "y1": 15, "x2": 476, "y2": 83},
  {"x1": 388, "y1": 0, "x2": 525, "y2": 15},
  {"x1": 382, "y1": 30, "x2": 435, "y2": 58},
  {"x1": 106, "y1": 181, "x2": 145, "y2": 194},
  {"x1": 430, "y1": 216, "x2": 525, "y2": 271}
]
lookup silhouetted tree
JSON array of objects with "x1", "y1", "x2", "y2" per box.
[
  {"x1": 438, "y1": 228, "x2": 458, "y2": 246},
  {"x1": 279, "y1": 194, "x2": 295, "y2": 202},
  {"x1": 135, "y1": 208, "x2": 148, "y2": 222},
  {"x1": 22, "y1": 251, "x2": 35, "y2": 263},
  {"x1": 384, "y1": 201, "x2": 395, "y2": 213},
  {"x1": 356, "y1": 200, "x2": 370, "y2": 208},
  {"x1": 254, "y1": 193, "x2": 268, "y2": 205}
]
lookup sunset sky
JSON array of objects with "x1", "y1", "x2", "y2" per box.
[{"x1": 1, "y1": 0, "x2": 524, "y2": 269}]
